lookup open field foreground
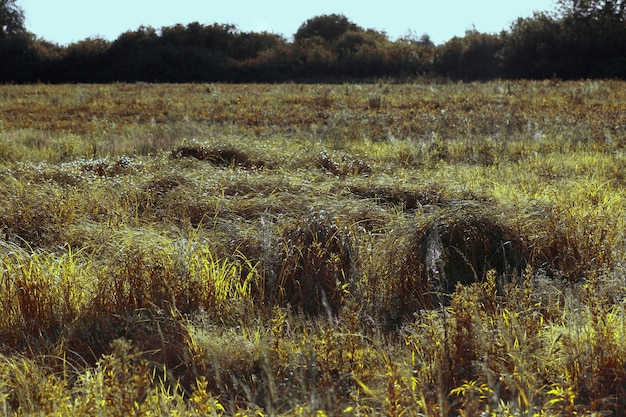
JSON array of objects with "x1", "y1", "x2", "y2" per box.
[{"x1": 1, "y1": 81, "x2": 626, "y2": 415}]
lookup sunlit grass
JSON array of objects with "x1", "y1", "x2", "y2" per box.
[{"x1": 0, "y1": 81, "x2": 625, "y2": 415}]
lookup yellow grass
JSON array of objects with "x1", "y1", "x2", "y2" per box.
[{"x1": 0, "y1": 80, "x2": 625, "y2": 415}]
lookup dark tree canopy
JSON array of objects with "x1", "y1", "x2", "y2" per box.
[
  {"x1": 0, "y1": 0, "x2": 24, "y2": 38},
  {"x1": 6, "y1": 1, "x2": 626, "y2": 82},
  {"x1": 556, "y1": 0, "x2": 626, "y2": 20},
  {"x1": 294, "y1": 14, "x2": 361, "y2": 44}
]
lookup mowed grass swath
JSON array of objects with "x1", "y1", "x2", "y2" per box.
[{"x1": 1, "y1": 81, "x2": 626, "y2": 415}]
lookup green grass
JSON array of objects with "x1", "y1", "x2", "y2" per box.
[{"x1": 0, "y1": 81, "x2": 625, "y2": 415}]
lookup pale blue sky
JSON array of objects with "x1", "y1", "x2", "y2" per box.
[{"x1": 21, "y1": 0, "x2": 556, "y2": 46}]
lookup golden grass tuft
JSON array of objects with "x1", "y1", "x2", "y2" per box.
[{"x1": 269, "y1": 209, "x2": 353, "y2": 316}]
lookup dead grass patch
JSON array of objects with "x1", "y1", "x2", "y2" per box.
[
  {"x1": 171, "y1": 143, "x2": 268, "y2": 170},
  {"x1": 349, "y1": 183, "x2": 445, "y2": 210}
]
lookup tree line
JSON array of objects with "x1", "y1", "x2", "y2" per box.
[{"x1": 2, "y1": 0, "x2": 626, "y2": 83}]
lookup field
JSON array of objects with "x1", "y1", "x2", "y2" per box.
[{"x1": 1, "y1": 80, "x2": 626, "y2": 416}]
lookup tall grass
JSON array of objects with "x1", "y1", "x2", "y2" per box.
[{"x1": 0, "y1": 81, "x2": 625, "y2": 415}]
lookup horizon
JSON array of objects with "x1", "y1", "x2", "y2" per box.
[{"x1": 21, "y1": 0, "x2": 556, "y2": 46}]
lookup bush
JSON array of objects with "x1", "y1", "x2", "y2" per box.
[{"x1": 435, "y1": 30, "x2": 504, "y2": 81}]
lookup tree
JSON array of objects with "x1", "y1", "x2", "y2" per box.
[
  {"x1": 294, "y1": 14, "x2": 361, "y2": 44},
  {"x1": 399, "y1": 30, "x2": 434, "y2": 47},
  {"x1": 0, "y1": 0, "x2": 24, "y2": 38},
  {"x1": 230, "y1": 31, "x2": 284, "y2": 60},
  {"x1": 499, "y1": 13, "x2": 562, "y2": 79},
  {"x1": 556, "y1": 0, "x2": 626, "y2": 20},
  {"x1": 435, "y1": 30, "x2": 504, "y2": 81},
  {"x1": 499, "y1": 1, "x2": 626, "y2": 80},
  {"x1": 556, "y1": 0, "x2": 626, "y2": 77}
]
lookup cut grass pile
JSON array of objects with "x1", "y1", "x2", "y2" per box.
[{"x1": 0, "y1": 81, "x2": 625, "y2": 415}]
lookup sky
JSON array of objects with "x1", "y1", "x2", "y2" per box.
[{"x1": 21, "y1": 0, "x2": 557, "y2": 46}]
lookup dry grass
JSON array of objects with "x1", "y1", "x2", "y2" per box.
[{"x1": 0, "y1": 81, "x2": 625, "y2": 415}]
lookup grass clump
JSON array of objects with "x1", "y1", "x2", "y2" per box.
[
  {"x1": 171, "y1": 140, "x2": 269, "y2": 170},
  {"x1": 391, "y1": 203, "x2": 526, "y2": 318},
  {"x1": 269, "y1": 209, "x2": 353, "y2": 316}
]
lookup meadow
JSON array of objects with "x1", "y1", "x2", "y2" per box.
[{"x1": 0, "y1": 80, "x2": 626, "y2": 415}]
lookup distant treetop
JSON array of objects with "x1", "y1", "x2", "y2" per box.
[
  {"x1": 0, "y1": 0, "x2": 25, "y2": 38},
  {"x1": 556, "y1": 0, "x2": 626, "y2": 20},
  {"x1": 294, "y1": 14, "x2": 362, "y2": 44}
]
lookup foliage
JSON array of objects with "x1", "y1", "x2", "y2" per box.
[
  {"x1": 501, "y1": 3, "x2": 626, "y2": 79},
  {"x1": 556, "y1": 0, "x2": 626, "y2": 20},
  {"x1": 0, "y1": 81, "x2": 625, "y2": 415},
  {"x1": 499, "y1": 13, "x2": 562, "y2": 79},
  {"x1": 7, "y1": 2, "x2": 626, "y2": 82},
  {"x1": 294, "y1": 13, "x2": 361, "y2": 45},
  {"x1": 0, "y1": 0, "x2": 24, "y2": 38},
  {"x1": 435, "y1": 30, "x2": 504, "y2": 81}
]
